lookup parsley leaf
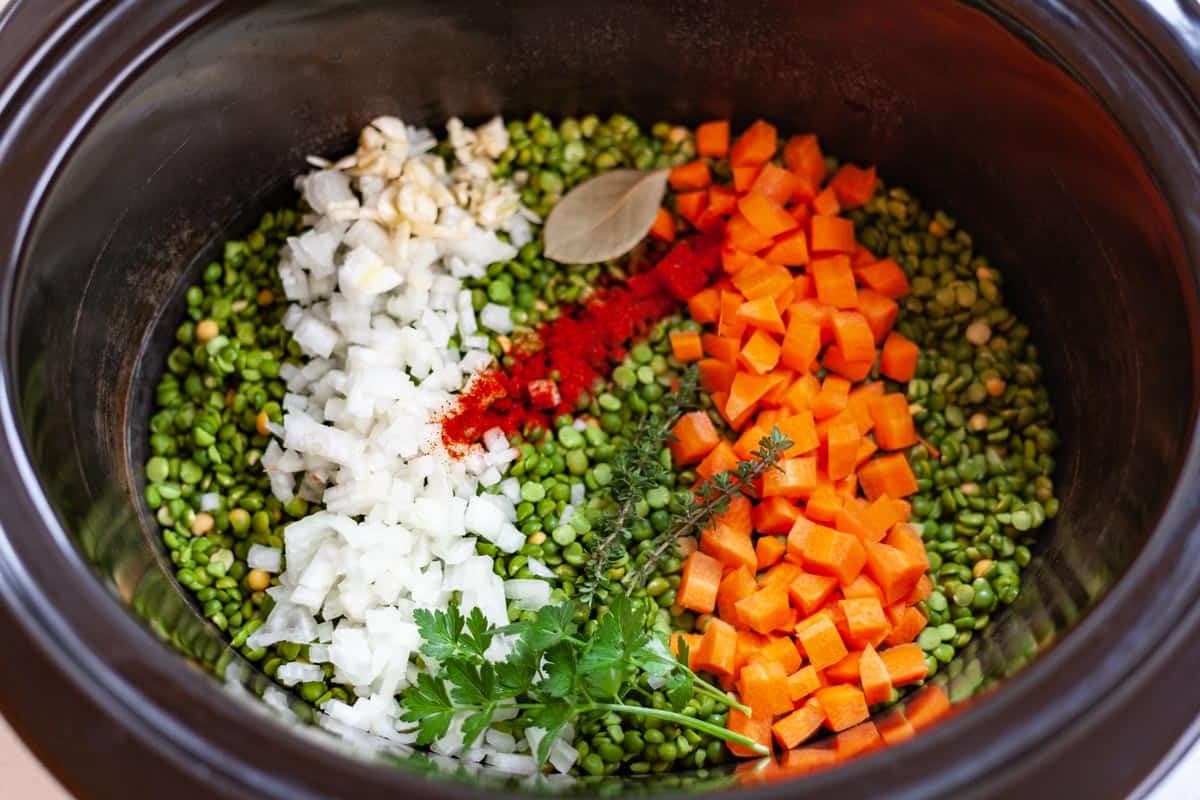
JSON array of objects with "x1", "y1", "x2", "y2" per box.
[
  {"x1": 461, "y1": 606, "x2": 495, "y2": 661},
  {"x1": 526, "y1": 601, "x2": 577, "y2": 651},
  {"x1": 413, "y1": 605, "x2": 465, "y2": 662},
  {"x1": 445, "y1": 660, "x2": 495, "y2": 707},
  {"x1": 398, "y1": 672, "x2": 455, "y2": 745}
]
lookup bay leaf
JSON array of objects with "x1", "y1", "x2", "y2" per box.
[{"x1": 542, "y1": 168, "x2": 670, "y2": 264}]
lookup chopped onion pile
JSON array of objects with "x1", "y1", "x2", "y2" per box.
[{"x1": 248, "y1": 116, "x2": 565, "y2": 765}]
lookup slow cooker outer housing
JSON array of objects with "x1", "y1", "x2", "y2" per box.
[{"x1": 2, "y1": 1, "x2": 1200, "y2": 798}]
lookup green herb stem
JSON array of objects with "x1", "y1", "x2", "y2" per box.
[{"x1": 588, "y1": 703, "x2": 768, "y2": 756}]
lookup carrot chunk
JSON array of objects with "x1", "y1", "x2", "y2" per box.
[
  {"x1": 739, "y1": 329, "x2": 782, "y2": 375},
  {"x1": 868, "y1": 393, "x2": 917, "y2": 451},
  {"x1": 749, "y1": 163, "x2": 799, "y2": 205},
  {"x1": 739, "y1": 659, "x2": 793, "y2": 716},
  {"x1": 696, "y1": 120, "x2": 731, "y2": 157},
  {"x1": 828, "y1": 163, "x2": 878, "y2": 209},
  {"x1": 762, "y1": 456, "x2": 819, "y2": 499},
  {"x1": 772, "y1": 697, "x2": 826, "y2": 749},
  {"x1": 753, "y1": 496, "x2": 803, "y2": 535},
  {"x1": 787, "y1": 572, "x2": 839, "y2": 616},
  {"x1": 810, "y1": 214, "x2": 856, "y2": 254},
  {"x1": 735, "y1": 296, "x2": 786, "y2": 334},
  {"x1": 650, "y1": 206, "x2": 676, "y2": 242},
  {"x1": 831, "y1": 311, "x2": 877, "y2": 363},
  {"x1": 815, "y1": 684, "x2": 870, "y2": 732},
  {"x1": 880, "y1": 643, "x2": 929, "y2": 687},
  {"x1": 787, "y1": 665, "x2": 824, "y2": 703},
  {"x1": 669, "y1": 330, "x2": 703, "y2": 362},
  {"x1": 811, "y1": 255, "x2": 858, "y2": 309},
  {"x1": 858, "y1": 453, "x2": 919, "y2": 500},
  {"x1": 834, "y1": 721, "x2": 883, "y2": 759},
  {"x1": 726, "y1": 707, "x2": 773, "y2": 757},
  {"x1": 735, "y1": 585, "x2": 795, "y2": 635},
  {"x1": 856, "y1": 257, "x2": 910, "y2": 298},
  {"x1": 795, "y1": 612, "x2": 848, "y2": 670},
  {"x1": 670, "y1": 410, "x2": 721, "y2": 465},
  {"x1": 801, "y1": 524, "x2": 867, "y2": 585},
  {"x1": 678, "y1": 551, "x2": 725, "y2": 613},
  {"x1": 840, "y1": 597, "x2": 890, "y2": 649},
  {"x1": 693, "y1": 617, "x2": 739, "y2": 677},
  {"x1": 881, "y1": 331, "x2": 920, "y2": 382},
  {"x1": 716, "y1": 565, "x2": 758, "y2": 625},
  {"x1": 738, "y1": 192, "x2": 799, "y2": 238},
  {"x1": 730, "y1": 120, "x2": 779, "y2": 167}
]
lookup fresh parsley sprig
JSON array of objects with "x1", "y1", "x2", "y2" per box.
[{"x1": 399, "y1": 595, "x2": 769, "y2": 766}]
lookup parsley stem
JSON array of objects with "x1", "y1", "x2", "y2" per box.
[
  {"x1": 586, "y1": 702, "x2": 770, "y2": 756},
  {"x1": 688, "y1": 674, "x2": 751, "y2": 715}
]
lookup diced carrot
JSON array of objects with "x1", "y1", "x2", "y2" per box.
[
  {"x1": 686, "y1": 286, "x2": 721, "y2": 323},
  {"x1": 825, "y1": 650, "x2": 863, "y2": 683},
  {"x1": 855, "y1": 438, "x2": 879, "y2": 469},
  {"x1": 698, "y1": 359, "x2": 737, "y2": 395},
  {"x1": 731, "y1": 259, "x2": 793, "y2": 300},
  {"x1": 759, "y1": 561, "x2": 802, "y2": 590},
  {"x1": 810, "y1": 215, "x2": 856, "y2": 254},
  {"x1": 718, "y1": 294, "x2": 747, "y2": 341},
  {"x1": 733, "y1": 424, "x2": 770, "y2": 461},
  {"x1": 703, "y1": 332, "x2": 741, "y2": 363},
  {"x1": 670, "y1": 159, "x2": 712, "y2": 191},
  {"x1": 856, "y1": 257, "x2": 910, "y2": 299},
  {"x1": 823, "y1": 345, "x2": 874, "y2": 382},
  {"x1": 726, "y1": 708, "x2": 773, "y2": 758},
  {"x1": 834, "y1": 501, "x2": 884, "y2": 544},
  {"x1": 736, "y1": 296, "x2": 786, "y2": 334},
  {"x1": 880, "y1": 331, "x2": 920, "y2": 382},
  {"x1": 696, "y1": 120, "x2": 731, "y2": 157},
  {"x1": 804, "y1": 485, "x2": 843, "y2": 523},
  {"x1": 675, "y1": 190, "x2": 708, "y2": 226},
  {"x1": 904, "y1": 684, "x2": 951, "y2": 730},
  {"x1": 739, "y1": 659, "x2": 793, "y2": 716},
  {"x1": 650, "y1": 206, "x2": 676, "y2": 242},
  {"x1": 697, "y1": 439, "x2": 740, "y2": 481},
  {"x1": 857, "y1": 288, "x2": 899, "y2": 343},
  {"x1": 736, "y1": 585, "x2": 794, "y2": 635},
  {"x1": 670, "y1": 410, "x2": 721, "y2": 465},
  {"x1": 701, "y1": 523, "x2": 757, "y2": 574},
  {"x1": 787, "y1": 571, "x2": 838, "y2": 616},
  {"x1": 722, "y1": 247, "x2": 757, "y2": 275},
  {"x1": 749, "y1": 163, "x2": 799, "y2": 205},
  {"x1": 775, "y1": 410, "x2": 819, "y2": 457},
  {"x1": 762, "y1": 456, "x2": 819, "y2": 499},
  {"x1": 831, "y1": 311, "x2": 877, "y2": 363},
  {"x1": 815, "y1": 684, "x2": 869, "y2": 732},
  {"x1": 885, "y1": 605, "x2": 928, "y2": 646},
  {"x1": 841, "y1": 574, "x2": 882, "y2": 602},
  {"x1": 735, "y1": 628, "x2": 770, "y2": 671},
  {"x1": 877, "y1": 709, "x2": 916, "y2": 745},
  {"x1": 836, "y1": 474, "x2": 859, "y2": 500},
  {"x1": 858, "y1": 453, "x2": 919, "y2": 500},
  {"x1": 789, "y1": 298, "x2": 836, "y2": 342},
  {"x1": 780, "y1": 320, "x2": 821, "y2": 374},
  {"x1": 739, "y1": 329, "x2": 782, "y2": 375},
  {"x1": 834, "y1": 721, "x2": 883, "y2": 759},
  {"x1": 785, "y1": 515, "x2": 814, "y2": 561},
  {"x1": 826, "y1": 419, "x2": 861, "y2": 481},
  {"x1": 753, "y1": 496, "x2": 803, "y2": 535},
  {"x1": 864, "y1": 494, "x2": 907, "y2": 532},
  {"x1": 727, "y1": 371, "x2": 779, "y2": 422},
  {"x1": 788, "y1": 666, "x2": 823, "y2": 705},
  {"x1": 885, "y1": 523, "x2": 931, "y2": 572},
  {"x1": 811, "y1": 254, "x2": 858, "y2": 309},
  {"x1": 726, "y1": 212, "x2": 773, "y2": 251},
  {"x1": 840, "y1": 597, "x2": 890, "y2": 649},
  {"x1": 845, "y1": 381, "x2": 883, "y2": 433},
  {"x1": 730, "y1": 120, "x2": 778, "y2": 167},
  {"x1": 778, "y1": 743, "x2": 839, "y2": 774},
  {"x1": 811, "y1": 187, "x2": 840, "y2": 216},
  {"x1": 782, "y1": 134, "x2": 825, "y2": 184},
  {"x1": 738, "y1": 192, "x2": 799, "y2": 238},
  {"x1": 678, "y1": 550, "x2": 725, "y2": 613},
  {"x1": 795, "y1": 612, "x2": 848, "y2": 671},
  {"x1": 811, "y1": 375, "x2": 851, "y2": 420},
  {"x1": 693, "y1": 617, "x2": 739, "y2": 678},
  {"x1": 780, "y1": 373, "x2": 821, "y2": 414},
  {"x1": 733, "y1": 165, "x2": 762, "y2": 193},
  {"x1": 763, "y1": 229, "x2": 810, "y2": 267},
  {"x1": 751, "y1": 635, "x2": 803, "y2": 675},
  {"x1": 880, "y1": 643, "x2": 929, "y2": 687},
  {"x1": 772, "y1": 697, "x2": 826, "y2": 749},
  {"x1": 708, "y1": 185, "x2": 738, "y2": 216},
  {"x1": 907, "y1": 574, "x2": 934, "y2": 604},
  {"x1": 802, "y1": 524, "x2": 866, "y2": 585},
  {"x1": 669, "y1": 330, "x2": 704, "y2": 362},
  {"x1": 755, "y1": 536, "x2": 787, "y2": 571},
  {"x1": 863, "y1": 541, "x2": 925, "y2": 605},
  {"x1": 869, "y1": 393, "x2": 917, "y2": 451},
  {"x1": 717, "y1": 565, "x2": 758, "y2": 626},
  {"x1": 828, "y1": 164, "x2": 878, "y2": 209}
]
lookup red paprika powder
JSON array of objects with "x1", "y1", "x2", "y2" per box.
[{"x1": 440, "y1": 234, "x2": 721, "y2": 451}]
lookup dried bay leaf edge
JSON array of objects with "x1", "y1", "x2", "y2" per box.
[{"x1": 542, "y1": 168, "x2": 670, "y2": 264}]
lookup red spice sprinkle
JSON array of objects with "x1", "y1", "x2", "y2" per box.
[{"x1": 440, "y1": 234, "x2": 722, "y2": 452}]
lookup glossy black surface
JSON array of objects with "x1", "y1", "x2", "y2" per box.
[{"x1": 1, "y1": 1, "x2": 1200, "y2": 798}]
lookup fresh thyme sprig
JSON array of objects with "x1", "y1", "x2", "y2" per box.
[
  {"x1": 577, "y1": 366, "x2": 702, "y2": 606},
  {"x1": 398, "y1": 595, "x2": 768, "y2": 765},
  {"x1": 626, "y1": 426, "x2": 792, "y2": 590}
]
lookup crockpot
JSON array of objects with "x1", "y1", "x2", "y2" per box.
[{"x1": 2, "y1": 1, "x2": 1200, "y2": 798}]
